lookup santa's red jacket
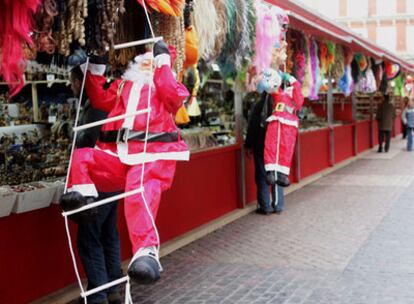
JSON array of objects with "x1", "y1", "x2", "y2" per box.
[
  {"x1": 264, "y1": 80, "x2": 304, "y2": 175},
  {"x1": 84, "y1": 54, "x2": 190, "y2": 166}
]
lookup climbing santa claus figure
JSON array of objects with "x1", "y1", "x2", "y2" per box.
[
  {"x1": 59, "y1": 41, "x2": 190, "y2": 284},
  {"x1": 255, "y1": 3, "x2": 304, "y2": 187}
]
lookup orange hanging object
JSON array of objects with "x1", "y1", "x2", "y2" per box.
[
  {"x1": 175, "y1": 105, "x2": 191, "y2": 124},
  {"x1": 184, "y1": 25, "x2": 199, "y2": 68},
  {"x1": 136, "y1": 0, "x2": 185, "y2": 17}
]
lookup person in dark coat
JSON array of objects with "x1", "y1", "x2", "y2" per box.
[
  {"x1": 376, "y1": 94, "x2": 396, "y2": 153},
  {"x1": 245, "y1": 92, "x2": 285, "y2": 215},
  {"x1": 69, "y1": 66, "x2": 123, "y2": 304}
]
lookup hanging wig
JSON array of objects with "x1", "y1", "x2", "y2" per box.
[
  {"x1": 285, "y1": 30, "x2": 294, "y2": 75},
  {"x1": 331, "y1": 44, "x2": 345, "y2": 83},
  {"x1": 0, "y1": 0, "x2": 41, "y2": 96},
  {"x1": 211, "y1": 0, "x2": 228, "y2": 60},
  {"x1": 193, "y1": 0, "x2": 218, "y2": 60},
  {"x1": 253, "y1": 0, "x2": 280, "y2": 72},
  {"x1": 319, "y1": 41, "x2": 329, "y2": 76},
  {"x1": 301, "y1": 36, "x2": 313, "y2": 98},
  {"x1": 292, "y1": 31, "x2": 306, "y2": 84},
  {"x1": 309, "y1": 38, "x2": 321, "y2": 100},
  {"x1": 136, "y1": 0, "x2": 185, "y2": 17}
]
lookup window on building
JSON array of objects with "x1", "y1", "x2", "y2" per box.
[
  {"x1": 376, "y1": 26, "x2": 397, "y2": 52},
  {"x1": 352, "y1": 27, "x2": 368, "y2": 38},
  {"x1": 406, "y1": 26, "x2": 414, "y2": 53},
  {"x1": 347, "y1": 0, "x2": 368, "y2": 18},
  {"x1": 376, "y1": 0, "x2": 397, "y2": 16}
]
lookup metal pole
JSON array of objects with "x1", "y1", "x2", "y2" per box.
[
  {"x1": 352, "y1": 93, "x2": 358, "y2": 155},
  {"x1": 234, "y1": 81, "x2": 246, "y2": 209},
  {"x1": 327, "y1": 73, "x2": 335, "y2": 166},
  {"x1": 369, "y1": 93, "x2": 374, "y2": 148}
]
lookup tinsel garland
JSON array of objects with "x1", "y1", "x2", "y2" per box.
[
  {"x1": 319, "y1": 41, "x2": 329, "y2": 75},
  {"x1": 338, "y1": 48, "x2": 354, "y2": 97},
  {"x1": 326, "y1": 41, "x2": 335, "y2": 69}
]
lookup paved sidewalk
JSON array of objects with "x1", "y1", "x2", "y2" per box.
[{"x1": 131, "y1": 139, "x2": 414, "y2": 304}]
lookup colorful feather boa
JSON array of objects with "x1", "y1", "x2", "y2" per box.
[
  {"x1": 193, "y1": 0, "x2": 218, "y2": 60},
  {"x1": 137, "y1": 0, "x2": 185, "y2": 17}
]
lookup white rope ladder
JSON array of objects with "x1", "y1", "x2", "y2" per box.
[{"x1": 62, "y1": 1, "x2": 163, "y2": 303}]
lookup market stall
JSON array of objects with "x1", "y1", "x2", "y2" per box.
[{"x1": 1, "y1": 0, "x2": 414, "y2": 302}]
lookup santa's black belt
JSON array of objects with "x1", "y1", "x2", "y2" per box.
[{"x1": 99, "y1": 129, "x2": 179, "y2": 143}]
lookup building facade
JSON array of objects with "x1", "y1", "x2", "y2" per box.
[{"x1": 300, "y1": 0, "x2": 414, "y2": 63}]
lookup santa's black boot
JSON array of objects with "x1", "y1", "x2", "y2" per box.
[
  {"x1": 59, "y1": 192, "x2": 96, "y2": 223},
  {"x1": 276, "y1": 172, "x2": 290, "y2": 187},
  {"x1": 266, "y1": 171, "x2": 277, "y2": 185},
  {"x1": 128, "y1": 247, "x2": 161, "y2": 284}
]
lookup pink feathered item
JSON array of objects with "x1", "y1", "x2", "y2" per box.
[
  {"x1": 0, "y1": 0, "x2": 41, "y2": 96},
  {"x1": 254, "y1": 1, "x2": 280, "y2": 72}
]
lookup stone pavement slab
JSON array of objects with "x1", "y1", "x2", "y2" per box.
[{"x1": 129, "y1": 140, "x2": 414, "y2": 303}]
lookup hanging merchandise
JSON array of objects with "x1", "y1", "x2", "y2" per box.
[
  {"x1": 355, "y1": 68, "x2": 377, "y2": 94},
  {"x1": 372, "y1": 59, "x2": 384, "y2": 91},
  {"x1": 136, "y1": 0, "x2": 184, "y2": 17},
  {"x1": 301, "y1": 36, "x2": 312, "y2": 98},
  {"x1": 285, "y1": 30, "x2": 294, "y2": 75},
  {"x1": 193, "y1": 0, "x2": 219, "y2": 60},
  {"x1": 33, "y1": 0, "x2": 59, "y2": 55},
  {"x1": 309, "y1": 38, "x2": 321, "y2": 100},
  {"x1": 393, "y1": 74, "x2": 405, "y2": 97},
  {"x1": 385, "y1": 62, "x2": 401, "y2": 80},
  {"x1": 181, "y1": 0, "x2": 201, "y2": 119},
  {"x1": 331, "y1": 44, "x2": 345, "y2": 83},
  {"x1": 338, "y1": 47, "x2": 354, "y2": 96},
  {"x1": 291, "y1": 31, "x2": 306, "y2": 84},
  {"x1": 211, "y1": 0, "x2": 228, "y2": 60},
  {"x1": 57, "y1": 0, "x2": 88, "y2": 56},
  {"x1": 355, "y1": 54, "x2": 368, "y2": 72},
  {"x1": 153, "y1": 12, "x2": 186, "y2": 74},
  {"x1": 253, "y1": 0, "x2": 281, "y2": 73},
  {"x1": 0, "y1": 0, "x2": 41, "y2": 96}
]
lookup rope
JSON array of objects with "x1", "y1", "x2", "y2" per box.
[
  {"x1": 62, "y1": 1, "x2": 163, "y2": 302},
  {"x1": 64, "y1": 57, "x2": 90, "y2": 194}
]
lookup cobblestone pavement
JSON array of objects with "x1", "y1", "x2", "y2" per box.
[{"x1": 131, "y1": 140, "x2": 414, "y2": 303}]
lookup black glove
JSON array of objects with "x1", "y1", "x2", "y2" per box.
[
  {"x1": 153, "y1": 41, "x2": 170, "y2": 57},
  {"x1": 60, "y1": 192, "x2": 97, "y2": 224},
  {"x1": 89, "y1": 53, "x2": 109, "y2": 65}
]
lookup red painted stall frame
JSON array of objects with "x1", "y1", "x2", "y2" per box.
[
  {"x1": 0, "y1": 144, "x2": 243, "y2": 304},
  {"x1": 333, "y1": 123, "x2": 355, "y2": 164}
]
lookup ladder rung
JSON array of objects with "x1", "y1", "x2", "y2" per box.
[
  {"x1": 73, "y1": 109, "x2": 151, "y2": 132},
  {"x1": 81, "y1": 276, "x2": 129, "y2": 298},
  {"x1": 114, "y1": 36, "x2": 163, "y2": 50},
  {"x1": 62, "y1": 187, "x2": 144, "y2": 217}
]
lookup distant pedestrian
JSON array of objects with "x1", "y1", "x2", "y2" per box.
[
  {"x1": 245, "y1": 92, "x2": 285, "y2": 215},
  {"x1": 376, "y1": 94, "x2": 396, "y2": 153},
  {"x1": 402, "y1": 97, "x2": 409, "y2": 139},
  {"x1": 402, "y1": 98, "x2": 414, "y2": 151}
]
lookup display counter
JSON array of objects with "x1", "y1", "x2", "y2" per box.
[{"x1": 0, "y1": 143, "x2": 243, "y2": 304}]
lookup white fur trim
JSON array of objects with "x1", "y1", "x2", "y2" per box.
[
  {"x1": 265, "y1": 164, "x2": 290, "y2": 175},
  {"x1": 68, "y1": 184, "x2": 99, "y2": 198},
  {"x1": 123, "y1": 82, "x2": 144, "y2": 129},
  {"x1": 154, "y1": 54, "x2": 171, "y2": 68},
  {"x1": 81, "y1": 63, "x2": 106, "y2": 76},
  {"x1": 266, "y1": 116, "x2": 299, "y2": 127},
  {"x1": 119, "y1": 149, "x2": 190, "y2": 165}
]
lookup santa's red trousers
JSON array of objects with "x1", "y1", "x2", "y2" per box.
[
  {"x1": 264, "y1": 120, "x2": 298, "y2": 175},
  {"x1": 68, "y1": 148, "x2": 176, "y2": 253}
]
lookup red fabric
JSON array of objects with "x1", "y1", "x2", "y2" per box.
[
  {"x1": 84, "y1": 58, "x2": 190, "y2": 158},
  {"x1": 0, "y1": 0, "x2": 40, "y2": 96},
  {"x1": 264, "y1": 81, "x2": 304, "y2": 174},
  {"x1": 68, "y1": 148, "x2": 176, "y2": 253}
]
